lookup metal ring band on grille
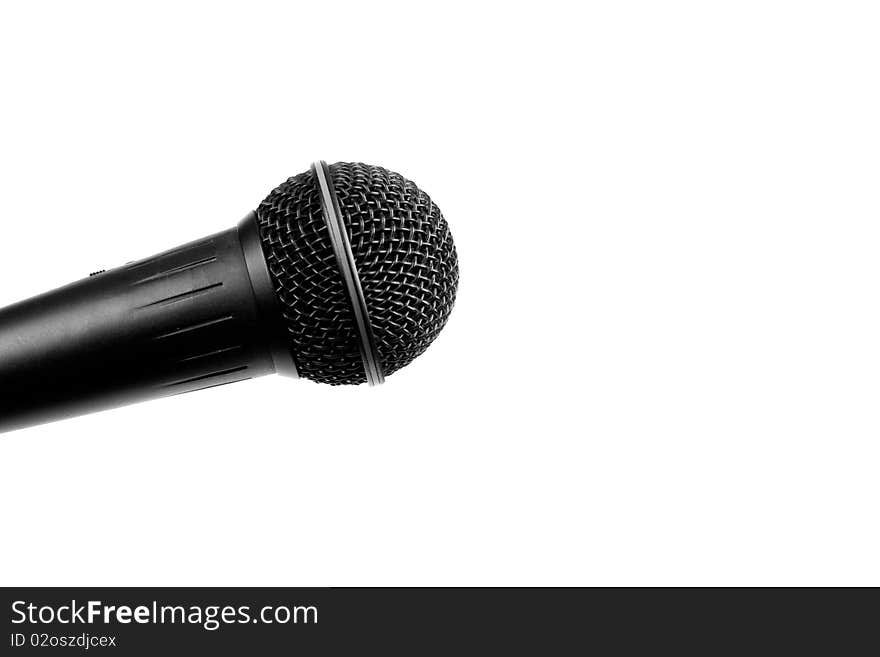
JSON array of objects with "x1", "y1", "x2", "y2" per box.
[{"x1": 311, "y1": 161, "x2": 385, "y2": 386}]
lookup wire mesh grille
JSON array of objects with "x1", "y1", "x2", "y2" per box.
[{"x1": 256, "y1": 162, "x2": 459, "y2": 385}]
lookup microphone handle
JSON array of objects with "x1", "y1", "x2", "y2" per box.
[{"x1": 0, "y1": 212, "x2": 291, "y2": 434}]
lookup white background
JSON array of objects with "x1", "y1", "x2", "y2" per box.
[{"x1": 0, "y1": 1, "x2": 878, "y2": 586}]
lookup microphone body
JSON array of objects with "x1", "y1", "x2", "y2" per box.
[
  {"x1": 0, "y1": 213, "x2": 290, "y2": 433},
  {"x1": 0, "y1": 161, "x2": 459, "y2": 434}
]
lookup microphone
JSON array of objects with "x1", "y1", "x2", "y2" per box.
[{"x1": 0, "y1": 161, "x2": 459, "y2": 433}]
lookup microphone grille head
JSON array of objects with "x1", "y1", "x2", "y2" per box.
[{"x1": 256, "y1": 162, "x2": 459, "y2": 385}]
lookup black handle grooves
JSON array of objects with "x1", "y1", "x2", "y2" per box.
[{"x1": 0, "y1": 221, "x2": 276, "y2": 433}]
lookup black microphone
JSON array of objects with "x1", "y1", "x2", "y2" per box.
[{"x1": 0, "y1": 161, "x2": 459, "y2": 433}]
